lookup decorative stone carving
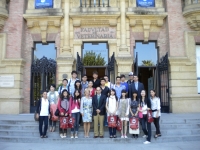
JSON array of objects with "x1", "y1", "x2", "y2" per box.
[{"x1": 0, "y1": 0, "x2": 8, "y2": 30}]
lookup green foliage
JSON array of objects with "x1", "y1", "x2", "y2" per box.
[
  {"x1": 56, "y1": 83, "x2": 63, "y2": 91},
  {"x1": 141, "y1": 60, "x2": 154, "y2": 66},
  {"x1": 83, "y1": 51, "x2": 106, "y2": 66}
]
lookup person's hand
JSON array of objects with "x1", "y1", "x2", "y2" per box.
[
  {"x1": 156, "y1": 113, "x2": 159, "y2": 118},
  {"x1": 147, "y1": 108, "x2": 150, "y2": 110},
  {"x1": 61, "y1": 112, "x2": 64, "y2": 116},
  {"x1": 65, "y1": 113, "x2": 68, "y2": 116},
  {"x1": 132, "y1": 114, "x2": 134, "y2": 117},
  {"x1": 36, "y1": 113, "x2": 39, "y2": 119}
]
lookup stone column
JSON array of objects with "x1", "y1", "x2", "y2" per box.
[{"x1": 120, "y1": 0, "x2": 127, "y2": 49}]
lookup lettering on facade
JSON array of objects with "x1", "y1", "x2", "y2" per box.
[
  {"x1": 0, "y1": 75, "x2": 14, "y2": 87},
  {"x1": 74, "y1": 27, "x2": 116, "y2": 39}
]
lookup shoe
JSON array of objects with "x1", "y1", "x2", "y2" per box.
[
  {"x1": 124, "y1": 135, "x2": 128, "y2": 138},
  {"x1": 49, "y1": 126, "x2": 52, "y2": 132},
  {"x1": 133, "y1": 135, "x2": 135, "y2": 138},
  {"x1": 52, "y1": 127, "x2": 55, "y2": 132},
  {"x1": 43, "y1": 135, "x2": 48, "y2": 138},
  {"x1": 94, "y1": 136, "x2": 98, "y2": 138},
  {"x1": 60, "y1": 134, "x2": 63, "y2": 138},
  {"x1": 71, "y1": 134, "x2": 74, "y2": 139},
  {"x1": 100, "y1": 136, "x2": 104, "y2": 138},
  {"x1": 143, "y1": 135, "x2": 147, "y2": 138},
  {"x1": 143, "y1": 141, "x2": 151, "y2": 144},
  {"x1": 63, "y1": 133, "x2": 67, "y2": 138},
  {"x1": 75, "y1": 135, "x2": 78, "y2": 138},
  {"x1": 135, "y1": 135, "x2": 138, "y2": 139},
  {"x1": 121, "y1": 136, "x2": 124, "y2": 138},
  {"x1": 113, "y1": 135, "x2": 117, "y2": 138}
]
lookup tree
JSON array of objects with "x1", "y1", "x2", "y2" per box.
[
  {"x1": 83, "y1": 51, "x2": 106, "y2": 66},
  {"x1": 141, "y1": 60, "x2": 154, "y2": 66}
]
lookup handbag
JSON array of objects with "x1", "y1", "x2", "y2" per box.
[
  {"x1": 34, "y1": 110, "x2": 39, "y2": 121},
  {"x1": 54, "y1": 109, "x2": 60, "y2": 116},
  {"x1": 138, "y1": 107, "x2": 143, "y2": 118},
  {"x1": 147, "y1": 110, "x2": 154, "y2": 123},
  {"x1": 116, "y1": 117, "x2": 122, "y2": 131},
  {"x1": 67, "y1": 117, "x2": 75, "y2": 128},
  {"x1": 60, "y1": 117, "x2": 68, "y2": 129},
  {"x1": 108, "y1": 116, "x2": 117, "y2": 128},
  {"x1": 129, "y1": 117, "x2": 139, "y2": 130},
  {"x1": 50, "y1": 104, "x2": 59, "y2": 121}
]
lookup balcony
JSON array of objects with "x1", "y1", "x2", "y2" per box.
[{"x1": 183, "y1": 0, "x2": 200, "y2": 31}]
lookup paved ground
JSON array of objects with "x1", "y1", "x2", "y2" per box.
[{"x1": 0, "y1": 141, "x2": 200, "y2": 150}]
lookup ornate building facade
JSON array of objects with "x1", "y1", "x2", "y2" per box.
[{"x1": 0, "y1": 0, "x2": 200, "y2": 114}]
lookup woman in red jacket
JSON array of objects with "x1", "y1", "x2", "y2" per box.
[{"x1": 57, "y1": 89, "x2": 71, "y2": 138}]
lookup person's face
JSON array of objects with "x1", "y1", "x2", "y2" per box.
[
  {"x1": 72, "y1": 73, "x2": 77, "y2": 78},
  {"x1": 133, "y1": 93, "x2": 137, "y2": 98},
  {"x1": 129, "y1": 75, "x2": 133, "y2": 80},
  {"x1": 96, "y1": 87, "x2": 101, "y2": 94},
  {"x1": 101, "y1": 80, "x2": 105, "y2": 86},
  {"x1": 75, "y1": 91, "x2": 79, "y2": 97},
  {"x1": 93, "y1": 74, "x2": 98, "y2": 79},
  {"x1": 104, "y1": 76, "x2": 109, "y2": 82},
  {"x1": 50, "y1": 86, "x2": 55, "y2": 92},
  {"x1": 116, "y1": 78, "x2": 121, "y2": 84},
  {"x1": 76, "y1": 82, "x2": 81, "y2": 87},
  {"x1": 63, "y1": 91, "x2": 68, "y2": 97},
  {"x1": 88, "y1": 81, "x2": 93, "y2": 88},
  {"x1": 62, "y1": 80, "x2": 67, "y2": 86},
  {"x1": 43, "y1": 92, "x2": 47, "y2": 99},
  {"x1": 134, "y1": 76, "x2": 138, "y2": 82},
  {"x1": 122, "y1": 92, "x2": 126, "y2": 97},
  {"x1": 85, "y1": 89, "x2": 89, "y2": 96},
  {"x1": 82, "y1": 76, "x2": 87, "y2": 82},
  {"x1": 150, "y1": 90, "x2": 155, "y2": 97},
  {"x1": 111, "y1": 90, "x2": 115, "y2": 96},
  {"x1": 121, "y1": 77, "x2": 125, "y2": 82},
  {"x1": 141, "y1": 90, "x2": 146, "y2": 97}
]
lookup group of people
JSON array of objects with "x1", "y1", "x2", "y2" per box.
[{"x1": 36, "y1": 70, "x2": 161, "y2": 144}]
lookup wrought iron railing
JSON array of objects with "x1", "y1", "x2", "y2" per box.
[{"x1": 79, "y1": 0, "x2": 110, "y2": 7}]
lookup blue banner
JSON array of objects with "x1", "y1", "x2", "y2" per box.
[
  {"x1": 35, "y1": 0, "x2": 53, "y2": 9},
  {"x1": 137, "y1": 0, "x2": 155, "y2": 7}
]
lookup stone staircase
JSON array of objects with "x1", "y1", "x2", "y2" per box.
[{"x1": 0, "y1": 113, "x2": 200, "y2": 143}]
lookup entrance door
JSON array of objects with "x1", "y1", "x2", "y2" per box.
[{"x1": 84, "y1": 67, "x2": 106, "y2": 81}]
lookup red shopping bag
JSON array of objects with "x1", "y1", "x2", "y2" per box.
[
  {"x1": 67, "y1": 117, "x2": 75, "y2": 128},
  {"x1": 138, "y1": 107, "x2": 143, "y2": 119},
  {"x1": 129, "y1": 117, "x2": 139, "y2": 130},
  {"x1": 147, "y1": 110, "x2": 154, "y2": 123},
  {"x1": 50, "y1": 104, "x2": 58, "y2": 121},
  {"x1": 60, "y1": 117, "x2": 68, "y2": 129},
  {"x1": 116, "y1": 117, "x2": 122, "y2": 131},
  {"x1": 108, "y1": 116, "x2": 117, "y2": 128}
]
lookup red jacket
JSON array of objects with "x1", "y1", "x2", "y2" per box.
[
  {"x1": 57, "y1": 98, "x2": 70, "y2": 115},
  {"x1": 69, "y1": 97, "x2": 80, "y2": 114}
]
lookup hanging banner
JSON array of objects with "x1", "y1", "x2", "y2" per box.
[
  {"x1": 35, "y1": 0, "x2": 53, "y2": 9},
  {"x1": 137, "y1": 0, "x2": 155, "y2": 7}
]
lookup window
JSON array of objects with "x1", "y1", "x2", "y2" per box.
[
  {"x1": 196, "y1": 45, "x2": 200, "y2": 94},
  {"x1": 134, "y1": 42, "x2": 157, "y2": 66},
  {"x1": 35, "y1": 0, "x2": 53, "y2": 9},
  {"x1": 137, "y1": 0, "x2": 155, "y2": 7}
]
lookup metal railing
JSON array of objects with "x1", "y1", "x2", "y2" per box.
[{"x1": 79, "y1": 0, "x2": 110, "y2": 7}]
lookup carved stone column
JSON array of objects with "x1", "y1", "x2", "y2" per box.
[{"x1": 0, "y1": 0, "x2": 8, "y2": 30}]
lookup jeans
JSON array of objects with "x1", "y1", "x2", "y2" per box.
[
  {"x1": 109, "y1": 127, "x2": 116, "y2": 136},
  {"x1": 141, "y1": 114, "x2": 152, "y2": 142},
  {"x1": 71, "y1": 112, "x2": 80, "y2": 133},
  {"x1": 153, "y1": 116, "x2": 161, "y2": 135},
  {"x1": 39, "y1": 116, "x2": 48, "y2": 136}
]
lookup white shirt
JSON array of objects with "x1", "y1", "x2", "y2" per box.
[
  {"x1": 150, "y1": 97, "x2": 161, "y2": 118},
  {"x1": 141, "y1": 103, "x2": 147, "y2": 115},
  {"x1": 40, "y1": 98, "x2": 49, "y2": 116},
  {"x1": 107, "y1": 96, "x2": 117, "y2": 115}
]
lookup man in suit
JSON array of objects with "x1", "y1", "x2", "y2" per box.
[
  {"x1": 130, "y1": 74, "x2": 144, "y2": 100},
  {"x1": 92, "y1": 87, "x2": 107, "y2": 138}
]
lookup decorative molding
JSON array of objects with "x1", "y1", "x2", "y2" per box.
[
  {"x1": 0, "y1": 0, "x2": 8, "y2": 30},
  {"x1": 127, "y1": 14, "x2": 167, "y2": 42},
  {"x1": 183, "y1": 10, "x2": 200, "y2": 31}
]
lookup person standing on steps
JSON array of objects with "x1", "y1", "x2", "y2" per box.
[
  {"x1": 127, "y1": 72, "x2": 134, "y2": 98},
  {"x1": 150, "y1": 89, "x2": 162, "y2": 138},
  {"x1": 36, "y1": 91, "x2": 50, "y2": 138},
  {"x1": 87, "y1": 81, "x2": 96, "y2": 98},
  {"x1": 112, "y1": 76, "x2": 126, "y2": 99},
  {"x1": 74, "y1": 80, "x2": 82, "y2": 97},
  {"x1": 92, "y1": 87, "x2": 107, "y2": 138},
  {"x1": 120, "y1": 74, "x2": 129, "y2": 95},
  {"x1": 67, "y1": 71, "x2": 80, "y2": 97},
  {"x1": 69, "y1": 90, "x2": 81, "y2": 139},
  {"x1": 106, "y1": 89, "x2": 118, "y2": 138},
  {"x1": 104, "y1": 75, "x2": 113, "y2": 89},
  {"x1": 81, "y1": 74, "x2": 88, "y2": 97},
  {"x1": 47, "y1": 84, "x2": 59, "y2": 132},
  {"x1": 57, "y1": 89, "x2": 70, "y2": 138},
  {"x1": 118, "y1": 89, "x2": 130, "y2": 138},
  {"x1": 92, "y1": 71, "x2": 101, "y2": 89},
  {"x1": 139, "y1": 90, "x2": 152, "y2": 144},
  {"x1": 80, "y1": 88, "x2": 93, "y2": 138},
  {"x1": 58, "y1": 79, "x2": 68, "y2": 95},
  {"x1": 129, "y1": 74, "x2": 144, "y2": 100}
]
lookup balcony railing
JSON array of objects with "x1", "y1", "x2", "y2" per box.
[{"x1": 79, "y1": 0, "x2": 110, "y2": 7}]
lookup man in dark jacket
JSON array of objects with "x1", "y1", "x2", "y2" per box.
[
  {"x1": 127, "y1": 72, "x2": 134, "y2": 98},
  {"x1": 92, "y1": 87, "x2": 106, "y2": 138}
]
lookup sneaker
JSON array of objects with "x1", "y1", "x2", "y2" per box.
[
  {"x1": 60, "y1": 134, "x2": 63, "y2": 138},
  {"x1": 143, "y1": 135, "x2": 147, "y2": 138},
  {"x1": 71, "y1": 135, "x2": 74, "y2": 139},
  {"x1": 121, "y1": 136, "x2": 124, "y2": 138},
  {"x1": 63, "y1": 133, "x2": 67, "y2": 138},
  {"x1": 124, "y1": 135, "x2": 128, "y2": 138},
  {"x1": 143, "y1": 141, "x2": 151, "y2": 144},
  {"x1": 75, "y1": 135, "x2": 78, "y2": 139}
]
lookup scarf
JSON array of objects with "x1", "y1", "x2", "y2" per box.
[
  {"x1": 49, "y1": 91, "x2": 57, "y2": 103},
  {"x1": 61, "y1": 98, "x2": 69, "y2": 111}
]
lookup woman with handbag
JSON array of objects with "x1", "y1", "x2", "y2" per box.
[
  {"x1": 138, "y1": 90, "x2": 152, "y2": 144},
  {"x1": 129, "y1": 91, "x2": 139, "y2": 138},
  {"x1": 47, "y1": 84, "x2": 59, "y2": 132},
  {"x1": 150, "y1": 89, "x2": 161, "y2": 139},
  {"x1": 69, "y1": 89, "x2": 81, "y2": 139},
  {"x1": 106, "y1": 89, "x2": 118, "y2": 138},
  {"x1": 118, "y1": 89, "x2": 130, "y2": 138},
  {"x1": 36, "y1": 91, "x2": 50, "y2": 138},
  {"x1": 57, "y1": 89, "x2": 71, "y2": 138}
]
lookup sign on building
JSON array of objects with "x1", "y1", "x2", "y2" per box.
[
  {"x1": 137, "y1": 0, "x2": 155, "y2": 7},
  {"x1": 0, "y1": 75, "x2": 14, "y2": 87},
  {"x1": 74, "y1": 27, "x2": 116, "y2": 39},
  {"x1": 35, "y1": 0, "x2": 53, "y2": 9}
]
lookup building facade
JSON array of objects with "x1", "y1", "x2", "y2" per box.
[{"x1": 0, "y1": 0, "x2": 200, "y2": 114}]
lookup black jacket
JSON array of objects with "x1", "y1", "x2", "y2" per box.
[
  {"x1": 129, "y1": 82, "x2": 144, "y2": 100},
  {"x1": 36, "y1": 99, "x2": 50, "y2": 115},
  {"x1": 92, "y1": 94, "x2": 106, "y2": 116}
]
